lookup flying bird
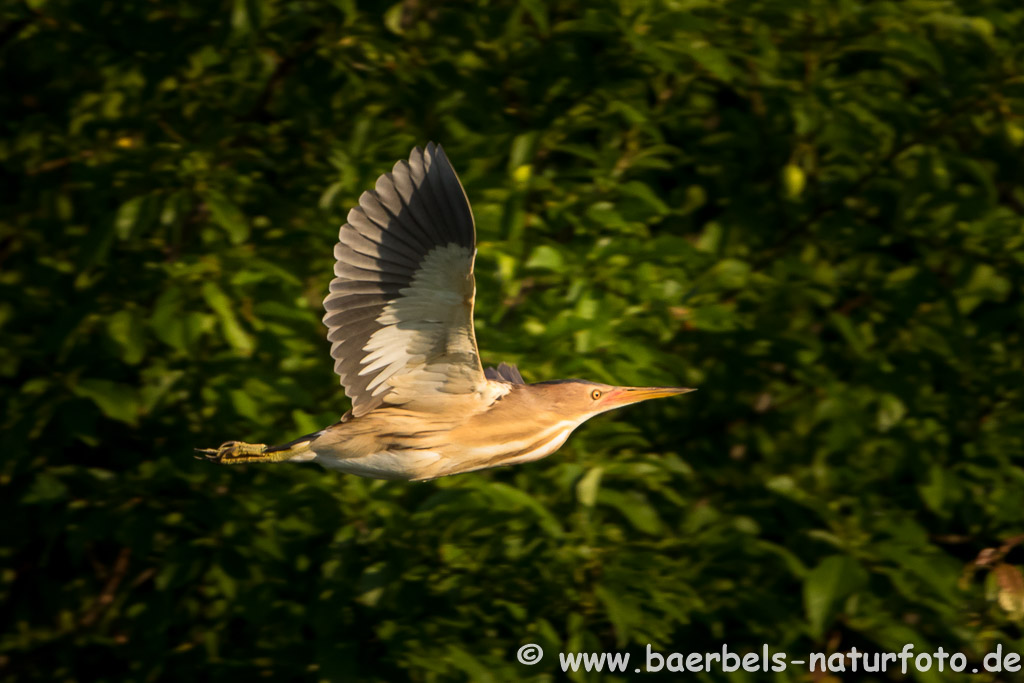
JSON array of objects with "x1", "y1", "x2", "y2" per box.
[{"x1": 197, "y1": 143, "x2": 694, "y2": 480}]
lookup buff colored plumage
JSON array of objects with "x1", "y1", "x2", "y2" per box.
[{"x1": 197, "y1": 144, "x2": 694, "y2": 480}]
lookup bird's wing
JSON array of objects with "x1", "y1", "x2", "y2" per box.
[
  {"x1": 484, "y1": 362, "x2": 525, "y2": 384},
  {"x1": 323, "y1": 143, "x2": 489, "y2": 417}
]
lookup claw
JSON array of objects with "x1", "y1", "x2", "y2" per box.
[{"x1": 194, "y1": 441, "x2": 268, "y2": 464}]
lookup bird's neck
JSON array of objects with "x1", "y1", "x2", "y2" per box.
[{"x1": 438, "y1": 391, "x2": 587, "y2": 472}]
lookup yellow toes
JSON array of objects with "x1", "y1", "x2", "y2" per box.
[{"x1": 194, "y1": 441, "x2": 268, "y2": 464}]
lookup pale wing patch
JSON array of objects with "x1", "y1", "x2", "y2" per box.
[{"x1": 359, "y1": 243, "x2": 482, "y2": 402}]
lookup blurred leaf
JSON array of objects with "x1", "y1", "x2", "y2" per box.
[
  {"x1": 115, "y1": 195, "x2": 160, "y2": 240},
  {"x1": 598, "y1": 489, "x2": 664, "y2": 535},
  {"x1": 959, "y1": 263, "x2": 1011, "y2": 314},
  {"x1": 619, "y1": 180, "x2": 670, "y2": 215},
  {"x1": 474, "y1": 482, "x2": 564, "y2": 538},
  {"x1": 804, "y1": 555, "x2": 868, "y2": 638},
  {"x1": 781, "y1": 164, "x2": 806, "y2": 199},
  {"x1": 22, "y1": 473, "x2": 69, "y2": 504},
  {"x1": 106, "y1": 310, "x2": 146, "y2": 364},
  {"x1": 576, "y1": 467, "x2": 602, "y2": 507},
  {"x1": 524, "y1": 245, "x2": 564, "y2": 271},
  {"x1": 201, "y1": 282, "x2": 254, "y2": 355},
  {"x1": 71, "y1": 378, "x2": 139, "y2": 426},
  {"x1": 876, "y1": 393, "x2": 906, "y2": 432},
  {"x1": 204, "y1": 191, "x2": 250, "y2": 245}
]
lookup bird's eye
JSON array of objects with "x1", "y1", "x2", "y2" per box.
[{"x1": 591, "y1": 389, "x2": 602, "y2": 400}]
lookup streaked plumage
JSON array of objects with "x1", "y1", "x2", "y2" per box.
[{"x1": 198, "y1": 143, "x2": 694, "y2": 480}]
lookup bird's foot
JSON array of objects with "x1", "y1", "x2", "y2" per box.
[{"x1": 195, "y1": 441, "x2": 270, "y2": 464}]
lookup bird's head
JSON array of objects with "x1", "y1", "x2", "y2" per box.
[{"x1": 533, "y1": 379, "x2": 696, "y2": 422}]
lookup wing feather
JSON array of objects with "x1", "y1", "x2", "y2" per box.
[
  {"x1": 484, "y1": 362, "x2": 526, "y2": 384},
  {"x1": 322, "y1": 143, "x2": 489, "y2": 416},
  {"x1": 391, "y1": 162, "x2": 439, "y2": 243},
  {"x1": 339, "y1": 231, "x2": 422, "y2": 270},
  {"x1": 343, "y1": 207, "x2": 428, "y2": 260}
]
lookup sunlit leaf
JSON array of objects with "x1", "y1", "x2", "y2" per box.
[{"x1": 804, "y1": 555, "x2": 868, "y2": 638}]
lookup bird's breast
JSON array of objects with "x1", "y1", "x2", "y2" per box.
[{"x1": 441, "y1": 415, "x2": 583, "y2": 474}]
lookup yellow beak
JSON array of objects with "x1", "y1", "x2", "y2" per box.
[{"x1": 605, "y1": 386, "x2": 696, "y2": 408}]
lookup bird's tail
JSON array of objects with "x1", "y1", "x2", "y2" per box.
[
  {"x1": 263, "y1": 432, "x2": 320, "y2": 461},
  {"x1": 196, "y1": 431, "x2": 320, "y2": 465}
]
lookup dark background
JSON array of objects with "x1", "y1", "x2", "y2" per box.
[{"x1": 2, "y1": 0, "x2": 1023, "y2": 680}]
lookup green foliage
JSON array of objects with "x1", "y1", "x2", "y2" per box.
[{"x1": 2, "y1": 0, "x2": 1024, "y2": 680}]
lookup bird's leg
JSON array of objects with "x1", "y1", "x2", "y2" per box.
[{"x1": 195, "y1": 441, "x2": 291, "y2": 465}]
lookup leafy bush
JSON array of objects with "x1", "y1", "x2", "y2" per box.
[{"x1": 2, "y1": 0, "x2": 1022, "y2": 680}]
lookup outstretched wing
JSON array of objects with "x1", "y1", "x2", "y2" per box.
[{"x1": 323, "y1": 143, "x2": 487, "y2": 417}]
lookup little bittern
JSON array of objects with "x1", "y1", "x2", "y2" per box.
[{"x1": 198, "y1": 143, "x2": 694, "y2": 480}]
